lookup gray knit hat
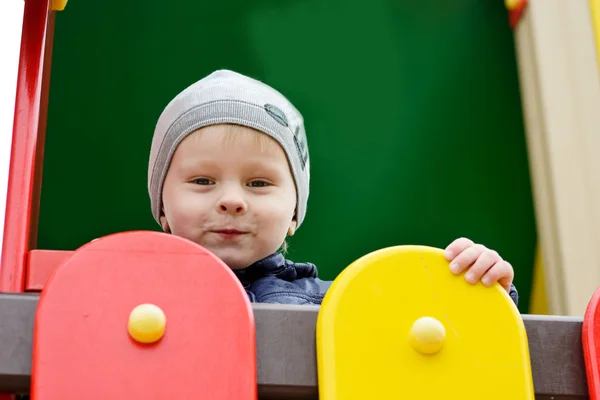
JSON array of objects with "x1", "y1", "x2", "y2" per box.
[{"x1": 148, "y1": 69, "x2": 310, "y2": 229}]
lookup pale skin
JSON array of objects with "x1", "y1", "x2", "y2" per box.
[
  {"x1": 444, "y1": 237, "x2": 515, "y2": 293},
  {"x1": 160, "y1": 124, "x2": 298, "y2": 270},
  {"x1": 160, "y1": 124, "x2": 515, "y2": 292}
]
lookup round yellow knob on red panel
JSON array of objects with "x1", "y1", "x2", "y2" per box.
[
  {"x1": 128, "y1": 304, "x2": 166, "y2": 344},
  {"x1": 408, "y1": 316, "x2": 446, "y2": 355}
]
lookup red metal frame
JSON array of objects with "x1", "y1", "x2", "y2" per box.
[{"x1": 0, "y1": 0, "x2": 53, "y2": 294}]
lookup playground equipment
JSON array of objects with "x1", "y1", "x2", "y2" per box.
[
  {"x1": 584, "y1": 291, "x2": 600, "y2": 398},
  {"x1": 317, "y1": 246, "x2": 534, "y2": 399},
  {"x1": 31, "y1": 231, "x2": 256, "y2": 399},
  {"x1": 2, "y1": 0, "x2": 600, "y2": 398},
  {"x1": 512, "y1": 0, "x2": 600, "y2": 315},
  {"x1": 24, "y1": 235, "x2": 537, "y2": 399},
  {"x1": 584, "y1": 287, "x2": 600, "y2": 399}
]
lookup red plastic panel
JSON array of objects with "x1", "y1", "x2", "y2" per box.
[
  {"x1": 31, "y1": 231, "x2": 257, "y2": 399},
  {"x1": 583, "y1": 287, "x2": 600, "y2": 399},
  {"x1": 0, "y1": 0, "x2": 53, "y2": 293},
  {"x1": 26, "y1": 249, "x2": 73, "y2": 291}
]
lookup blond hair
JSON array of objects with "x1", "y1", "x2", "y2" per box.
[{"x1": 189, "y1": 123, "x2": 281, "y2": 152}]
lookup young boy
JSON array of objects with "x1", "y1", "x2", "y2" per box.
[{"x1": 148, "y1": 70, "x2": 519, "y2": 306}]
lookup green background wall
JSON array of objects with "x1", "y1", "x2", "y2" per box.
[{"x1": 39, "y1": 0, "x2": 537, "y2": 311}]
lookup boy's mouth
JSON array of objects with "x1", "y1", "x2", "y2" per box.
[
  {"x1": 210, "y1": 229, "x2": 248, "y2": 239},
  {"x1": 213, "y1": 229, "x2": 246, "y2": 234}
]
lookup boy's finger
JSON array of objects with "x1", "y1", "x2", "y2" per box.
[
  {"x1": 465, "y1": 250, "x2": 500, "y2": 284},
  {"x1": 481, "y1": 261, "x2": 514, "y2": 291},
  {"x1": 498, "y1": 262, "x2": 515, "y2": 292},
  {"x1": 449, "y1": 244, "x2": 484, "y2": 274},
  {"x1": 444, "y1": 237, "x2": 474, "y2": 260}
]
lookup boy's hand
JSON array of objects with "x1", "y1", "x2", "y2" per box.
[{"x1": 443, "y1": 237, "x2": 514, "y2": 293}]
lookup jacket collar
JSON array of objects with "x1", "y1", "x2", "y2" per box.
[{"x1": 234, "y1": 252, "x2": 318, "y2": 285}]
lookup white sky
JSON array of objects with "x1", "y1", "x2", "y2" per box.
[{"x1": 0, "y1": 1, "x2": 25, "y2": 262}]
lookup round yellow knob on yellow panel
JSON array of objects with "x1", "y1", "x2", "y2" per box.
[
  {"x1": 128, "y1": 304, "x2": 166, "y2": 344},
  {"x1": 408, "y1": 316, "x2": 446, "y2": 355}
]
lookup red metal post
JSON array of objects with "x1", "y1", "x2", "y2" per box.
[{"x1": 0, "y1": 0, "x2": 53, "y2": 294}]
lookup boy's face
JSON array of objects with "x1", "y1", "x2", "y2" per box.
[{"x1": 160, "y1": 124, "x2": 298, "y2": 270}]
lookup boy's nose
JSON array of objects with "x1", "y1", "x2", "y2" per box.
[{"x1": 217, "y1": 193, "x2": 248, "y2": 215}]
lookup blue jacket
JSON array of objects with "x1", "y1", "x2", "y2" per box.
[{"x1": 234, "y1": 252, "x2": 519, "y2": 306}]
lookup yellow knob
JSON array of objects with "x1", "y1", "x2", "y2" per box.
[
  {"x1": 128, "y1": 304, "x2": 166, "y2": 344},
  {"x1": 51, "y1": 0, "x2": 68, "y2": 11},
  {"x1": 408, "y1": 316, "x2": 446, "y2": 355},
  {"x1": 505, "y1": 0, "x2": 520, "y2": 10}
]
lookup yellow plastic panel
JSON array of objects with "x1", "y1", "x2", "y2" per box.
[{"x1": 316, "y1": 245, "x2": 534, "y2": 399}]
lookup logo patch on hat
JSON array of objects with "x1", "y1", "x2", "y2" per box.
[
  {"x1": 293, "y1": 125, "x2": 309, "y2": 170},
  {"x1": 264, "y1": 104, "x2": 289, "y2": 127}
]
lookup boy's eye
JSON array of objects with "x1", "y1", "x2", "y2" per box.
[
  {"x1": 193, "y1": 178, "x2": 214, "y2": 185},
  {"x1": 248, "y1": 180, "x2": 270, "y2": 187}
]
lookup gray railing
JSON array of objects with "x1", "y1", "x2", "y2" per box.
[{"x1": 0, "y1": 294, "x2": 590, "y2": 399}]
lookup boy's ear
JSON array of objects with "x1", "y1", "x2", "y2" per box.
[
  {"x1": 287, "y1": 218, "x2": 297, "y2": 236},
  {"x1": 159, "y1": 211, "x2": 171, "y2": 233}
]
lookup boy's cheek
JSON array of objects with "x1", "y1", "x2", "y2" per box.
[{"x1": 166, "y1": 190, "x2": 208, "y2": 215}]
